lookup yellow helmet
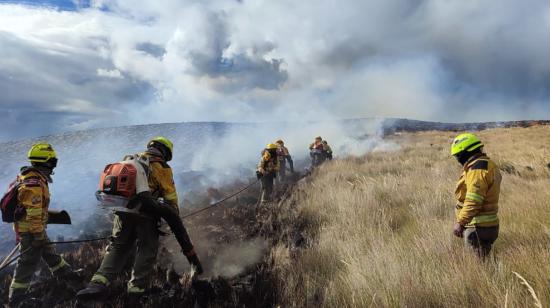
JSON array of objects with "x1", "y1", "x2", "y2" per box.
[
  {"x1": 28, "y1": 143, "x2": 57, "y2": 163},
  {"x1": 451, "y1": 133, "x2": 483, "y2": 156},
  {"x1": 266, "y1": 143, "x2": 278, "y2": 150},
  {"x1": 148, "y1": 136, "x2": 174, "y2": 161}
]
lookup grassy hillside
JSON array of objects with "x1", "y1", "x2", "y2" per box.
[
  {"x1": 269, "y1": 125, "x2": 550, "y2": 307},
  {"x1": 1, "y1": 125, "x2": 548, "y2": 307}
]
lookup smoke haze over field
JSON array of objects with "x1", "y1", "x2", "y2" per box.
[
  {"x1": 1, "y1": 0, "x2": 550, "y2": 141},
  {"x1": 5, "y1": 0, "x2": 548, "y2": 279},
  {"x1": 0, "y1": 119, "x2": 391, "y2": 256}
]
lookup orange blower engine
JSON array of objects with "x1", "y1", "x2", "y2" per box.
[
  {"x1": 100, "y1": 163, "x2": 138, "y2": 198},
  {"x1": 96, "y1": 155, "x2": 150, "y2": 213}
]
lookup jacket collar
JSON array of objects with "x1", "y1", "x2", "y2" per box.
[
  {"x1": 144, "y1": 148, "x2": 165, "y2": 161},
  {"x1": 20, "y1": 166, "x2": 51, "y2": 183},
  {"x1": 463, "y1": 153, "x2": 487, "y2": 171}
]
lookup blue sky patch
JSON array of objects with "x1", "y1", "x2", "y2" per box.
[{"x1": 0, "y1": 0, "x2": 92, "y2": 11}]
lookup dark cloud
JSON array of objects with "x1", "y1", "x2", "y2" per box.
[
  {"x1": 171, "y1": 11, "x2": 288, "y2": 91},
  {"x1": 0, "y1": 108, "x2": 89, "y2": 141},
  {"x1": 0, "y1": 30, "x2": 155, "y2": 141},
  {"x1": 313, "y1": 0, "x2": 550, "y2": 101},
  {"x1": 1, "y1": 0, "x2": 550, "y2": 142},
  {"x1": 213, "y1": 55, "x2": 287, "y2": 91},
  {"x1": 136, "y1": 42, "x2": 166, "y2": 59}
]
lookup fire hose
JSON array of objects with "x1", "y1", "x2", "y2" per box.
[
  {"x1": 0, "y1": 179, "x2": 260, "y2": 272},
  {"x1": 181, "y1": 179, "x2": 260, "y2": 219}
]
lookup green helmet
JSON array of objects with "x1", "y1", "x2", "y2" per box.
[
  {"x1": 451, "y1": 133, "x2": 483, "y2": 156},
  {"x1": 28, "y1": 143, "x2": 57, "y2": 163},
  {"x1": 147, "y1": 136, "x2": 174, "y2": 161}
]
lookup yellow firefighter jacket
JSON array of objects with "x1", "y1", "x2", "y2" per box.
[
  {"x1": 15, "y1": 168, "x2": 50, "y2": 234},
  {"x1": 257, "y1": 151, "x2": 280, "y2": 175},
  {"x1": 455, "y1": 154, "x2": 501, "y2": 227},
  {"x1": 142, "y1": 153, "x2": 179, "y2": 214}
]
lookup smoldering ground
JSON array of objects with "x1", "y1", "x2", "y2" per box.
[
  {"x1": 153, "y1": 119, "x2": 395, "y2": 277},
  {"x1": 161, "y1": 233, "x2": 268, "y2": 278},
  {"x1": 0, "y1": 179, "x2": 283, "y2": 307},
  {"x1": 0, "y1": 118, "x2": 393, "y2": 276},
  {"x1": 2, "y1": 119, "x2": 541, "y2": 305}
]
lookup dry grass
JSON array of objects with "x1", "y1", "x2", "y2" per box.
[{"x1": 270, "y1": 125, "x2": 550, "y2": 307}]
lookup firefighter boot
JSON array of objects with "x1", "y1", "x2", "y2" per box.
[
  {"x1": 76, "y1": 282, "x2": 109, "y2": 300},
  {"x1": 8, "y1": 288, "x2": 26, "y2": 308}
]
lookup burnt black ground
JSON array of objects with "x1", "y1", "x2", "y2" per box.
[{"x1": 0, "y1": 172, "x2": 306, "y2": 308}]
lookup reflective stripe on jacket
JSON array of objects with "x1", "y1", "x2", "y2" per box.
[
  {"x1": 15, "y1": 168, "x2": 50, "y2": 234},
  {"x1": 455, "y1": 154, "x2": 502, "y2": 227}
]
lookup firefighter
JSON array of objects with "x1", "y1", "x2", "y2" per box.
[
  {"x1": 256, "y1": 143, "x2": 280, "y2": 203},
  {"x1": 275, "y1": 139, "x2": 294, "y2": 180},
  {"x1": 322, "y1": 140, "x2": 333, "y2": 160},
  {"x1": 77, "y1": 136, "x2": 202, "y2": 300},
  {"x1": 451, "y1": 133, "x2": 502, "y2": 258},
  {"x1": 308, "y1": 136, "x2": 323, "y2": 151},
  {"x1": 8, "y1": 143, "x2": 75, "y2": 306},
  {"x1": 309, "y1": 136, "x2": 326, "y2": 167}
]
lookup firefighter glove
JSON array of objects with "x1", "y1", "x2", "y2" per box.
[
  {"x1": 186, "y1": 254, "x2": 204, "y2": 275},
  {"x1": 453, "y1": 223, "x2": 465, "y2": 238}
]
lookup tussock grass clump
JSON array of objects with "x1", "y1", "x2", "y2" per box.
[{"x1": 272, "y1": 126, "x2": 550, "y2": 307}]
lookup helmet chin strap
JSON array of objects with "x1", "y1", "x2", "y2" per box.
[
  {"x1": 455, "y1": 149, "x2": 481, "y2": 166},
  {"x1": 455, "y1": 153, "x2": 469, "y2": 166},
  {"x1": 147, "y1": 144, "x2": 172, "y2": 161},
  {"x1": 147, "y1": 146, "x2": 165, "y2": 159}
]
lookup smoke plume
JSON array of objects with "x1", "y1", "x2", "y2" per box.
[{"x1": 1, "y1": 0, "x2": 550, "y2": 141}]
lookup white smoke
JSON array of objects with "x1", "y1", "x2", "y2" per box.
[
  {"x1": 1, "y1": 0, "x2": 550, "y2": 141},
  {"x1": 0, "y1": 119, "x2": 391, "y2": 257},
  {"x1": 187, "y1": 119, "x2": 393, "y2": 184}
]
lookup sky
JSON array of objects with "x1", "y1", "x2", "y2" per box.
[{"x1": 1, "y1": 0, "x2": 550, "y2": 141}]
